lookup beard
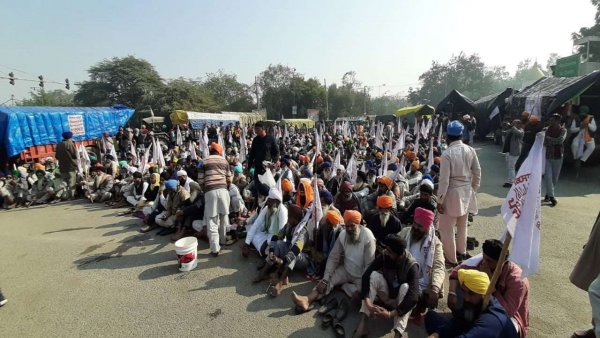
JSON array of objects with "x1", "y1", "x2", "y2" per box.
[
  {"x1": 323, "y1": 171, "x2": 331, "y2": 180},
  {"x1": 411, "y1": 228, "x2": 427, "y2": 242},
  {"x1": 379, "y1": 212, "x2": 390, "y2": 227},
  {"x1": 268, "y1": 205, "x2": 277, "y2": 215},
  {"x1": 321, "y1": 204, "x2": 329, "y2": 216},
  {"x1": 343, "y1": 193, "x2": 353, "y2": 201},
  {"x1": 347, "y1": 226, "x2": 361, "y2": 243},
  {"x1": 462, "y1": 300, "x2": 484, "y2": 324}
]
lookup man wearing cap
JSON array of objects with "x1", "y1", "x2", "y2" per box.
[
  {"x1": 437, "y1": 120, "x2": 481, "y2": 265},
  {"x1": 124, "y1": 172, "x2": 148, "y2": 209},
  {"x1": 354, "y1": 234, "x2": 420, "y2": 338},
  {"x1": 426, "y1": 269, "x2": 518, "y2": 338},
  {"x1": 364, "y1": 195, "x2": 402, "y2": 244},
  {"x1": 55, "y1": 131, "x2": 78, "y2": 199},
  {"x1": 198, "y1": 142, "x2": 232, "y2": 256},
  {"x1": 447, "y1": 239, "x2": 530, "y2": 337},
  {"x1": 570, "y1": 105, "x2": 597, "y2": 167},
  {"x1": 398, "y1": 208, "x2": 445, "y2": 318},
  {"x1": 292, "y1": 210, "x2": 376, "y2": 312},
  {"x1": 28, "y1": 169, "x2": 57, "y2": 206},
  {"x1": 243, "y1": 187, "x2": 288, "y2": 257},
  {"x1": 544, "y1": 113, "x2": 567, "y2": 206}
]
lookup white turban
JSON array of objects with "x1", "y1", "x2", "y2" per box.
[
  {"x1": 267, "y1": 187, "x2": 283, "y2": 202},
  {"x1": 176, "y1": 170, "x2": 187, "y2": 177},
  {"x1": 421, "y1": 178, "x2": 434, "y2": 191},
  {"x1": 337, "y1": 165, "x2": 345, "y2": 171}
]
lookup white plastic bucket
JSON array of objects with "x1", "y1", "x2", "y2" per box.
[{"x1": 174, "y1": 237, "x2": 198, "y2": 272}]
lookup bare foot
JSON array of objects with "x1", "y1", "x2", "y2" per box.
[{"x1": 291, "y1": 291, "x2": 309, "y2": 311}]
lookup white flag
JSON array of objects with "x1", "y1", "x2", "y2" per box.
[
  {"x1": 414, "y1": 126, "x2": 421, "y2": 155},
  {"x1": 501, "y1": 131, "x2": 544, "y2": 277},
  {"x1": 217, "y1": 127, "x2": 225, "y2": 158},
  {"x1": 427, "y1": 137, "x2": 434, "y2": 172},
  {"x1": 202, "y1": 127, "x2": 209, "y2": 158},
  {"x1": 189, "y1": 140, "x2": 197, "y2": 161},
  {"x1": 347, "y1": 154, "x2": 357, "y2": 184},
  {"x1": 331, "y1": 151, "x2": 341, "y2": 179},
  {"x1": 239, "y1": 127, "x2": 247, "y2": 164},
  {"x1": 176, "y1": 126, "x2": 183, "y2": 146}
]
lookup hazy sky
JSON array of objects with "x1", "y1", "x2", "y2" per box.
[{"x1": 0, "y1": 0, "x2": 596, "y2": 102}]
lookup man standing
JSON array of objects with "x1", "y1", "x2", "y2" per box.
[
  {"x1": 55, "y1": 131, "x2": 78, "y2": 199},
  {"x1": 544, "y1": 113, "x2": 567, "y2": 206},
  {"x1": 571, "y1": 105, "x2": 597, "y2": 168},
  {"x1": 354, "y1": 235, "x2": 421, "y2": 338},
  {"x1": 502, "y1": 119, "x2": 524, "y2": 188},
  {"x1": 198, "y1": 143, "x2": 232, "y2": 257},
  {"x1": 437, "y1": 121, "x2": 481, "y2": 265},
  {"x1": 247, "y1": 121, "x2": 280, "y2": 194}
]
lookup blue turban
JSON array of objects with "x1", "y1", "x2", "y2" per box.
[
  {"x1": 165, "y1": 179, "x2": 178, "y2": 190},
  {"x1": 257, "y1": 183, "x2": 271, "y2": 197},
  {"x1": 422, "y1": 173, "x2": 433, "y2": 181},
  {"x1": 388, "y1": 163, "x2": 398, "y2": 171},
  {"x1": 319, "y1": 190, "x2": 334, "y2": 205},
  {"x1": 281, "y1": 158, "x2": 290, "y2": 166},
  {"x1": 366, "y1": 160, "x2": 374, "y2": 168},
  {"x1": 62, "y1": 131, "x2": 73, "y2": 139},
  {"x1": 320, "y1": 162, "x2": 332, "y2": 170},
  {"x1": 447, "y1": 121, "x2": 464, "y2": 136},
  {"x1": 430, "y1": 164, "x2": 440, "y2": 173}
]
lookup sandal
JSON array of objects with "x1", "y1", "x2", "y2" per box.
[{"x1": 317, "y1": 297, "x2": 338, "y2": 315}]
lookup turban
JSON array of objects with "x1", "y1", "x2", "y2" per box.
[
  {"x1": 420, "y1": 179, "x2": 434, "y2": 193},
  {"x1": 249, "y1": 167, "x2": 255, "y2": 176},
  {"x1": 447, "y1": 121, "x2": 464, "y2": 136},
  {"x1": 462, "y1": 114, "x2": 471, "y2": 120},
  {"x1": 343, "y1": 210, "x2": 362, "y2": 225},
  {"x1": 458, "y1": 269, "x2": 490, "y2": 295},
  {"x1": 234, "y1": 165, "x2": 243, "y2": 174},
  {"x1": 118, "y1": 160, "x2": 128, "y2": 167},
  {"x1": 320, "y1": 190, "x2": 334, "y2": 204},
  {"x1": 320, "y1": 162, "x2": 332, "y2": 170},
  {"x1": 326, "y1": 210, "x2": 342, "y2": 225},
  {"x1": 434, "y1": 157, "x2": 441, "y2": 165},
  {"x1": 257, "y1": 183, "x2": 271, "y2": 197},
  {"x1": 210, "y1": 143, "x2": 223, "y2": 155},
  {"x1": 316, "y1": 155, "x2": 323, "y2": 165},
  {"x1": 62, "y1": 131, "x2": 73, "y2": 139},
  {"x1": 296, "y1": 180, "x2": 314, "y2": 209},
  {"x1": 422, "y1": 174, "x2": 433, "y2": 181},
  {"x1": 482, "y1": 239, "x2": 504, "y2": 261},
  {"x1": 521, "y1": 111, "x2": 530, "y2": 118},
  {"x1": 388, "y1": 163, "x2": 398, "y2": 172},
  {"x1": 411, "y1": 160, "x2": 420, "y2": 170},
  {"x1": 430, "y1": 164, "x2": 440, "y2": 173},
  {"x1": 414, "y1": 207, "x2": 434, "y2": 230},
  {"x1": 299, "y1": 155, "x2": 308, "y2": 163},
  {"x1": 165, "y1": 179, "x2": 178, "y2": 190},
  {"x1": 579, "y1": 105, "x2": 590, "y2": 115},
  {"x1": 340, "y1": 181, "x2": 353, "y2": 192},
  {"x1": 376, "y1": 195, "x2": 394, "y2": 209},
  {"x1": 529, "y1": 115, "x2": 539, "y2": 124},
  {"x1": 365, "y1": 160, "x2": 374, "y2": 168},
  {"x1": 268, "y1": 187, "x2": 283, "y2": 202},
  {"x1": 337, "y1": 164, "x2": 345, "y2": 171},
  {"x1": 405, "y1": 151, "x2": 416, "y2": 161},
  {"x1": 34, "y1": 163, "x2": 45, "y2": 170},
  {"x1": 281, "y1": 158, "x2": 290, "y2": 166},
  {"x1": 377, "y1": 176, "x2": 393, "y2": 189},
  {"x1": 281, "y1": 178, "x2": 293, "y2": 193},
  {"x1": 375, "y1": 152, "x2": 383, "y2": 159},
  {"x1": 176, "y1": 170, "x2": 188, "y2": 177},
  {"x1": 133, "y1": 171, "x2": 143, "y2": 179},
  {"x1": 383, "y1": 234, "x2": 407, "y2": 256},
  {"x1": 35, "y1": 169, "x2": 46, "y2": 176}
]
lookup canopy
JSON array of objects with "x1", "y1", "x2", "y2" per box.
[
  {"x1": 0, "y1": 105, "x2": 134, "y2": 157},
  {"x1": 436, "y1": 90, "x2": 476, "y2": 120},
  {"x1": 141, "y1": 116, "x2": 165, "y2": 125},
  {"x1": 473, "y1": 88, "x2": 515, "y2": 138},
  {"x1": 221, "y1": 111, "x2": 263, "y2": 126},
  {"x1": 395, "y1": 104, "x2": 435, "y2": 117},
  {"x1": 170, "y1": 111, "x2": 240, "y2": 129},
  {"x1": 282, "y1": 118, "x2": 315, "y2": 128}
]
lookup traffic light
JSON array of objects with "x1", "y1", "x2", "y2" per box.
[
  {"x1": 8, "y1": 72, "x2": 14, "y2": 85},
  {"x1": 65, "y1": 78, "x2": 70, "y2": 90},
  {"x1": 38, "y1": 75, "x2": 44, "y2": 88}
]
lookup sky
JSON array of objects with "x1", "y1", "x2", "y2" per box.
[{"x1": 0, "y1": 0, "x2": 596, "y2": 102}]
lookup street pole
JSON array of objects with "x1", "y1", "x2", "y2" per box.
[
  {"x1": 363, "y1": 86, "x2": 367, "y2": 116},
  {"x1": 324, "y1": 78, "x2": 329, "y2": 121},
  {"x1": 255, "y1": 76, "x2": 261, "y2": 110}
]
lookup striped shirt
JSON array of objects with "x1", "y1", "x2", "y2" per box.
[{"x1": 198, "y1": 155, "x2": 232, "y2": 192}]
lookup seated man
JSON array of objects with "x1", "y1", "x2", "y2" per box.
[
  {"x1": 363, "y1": 176, "x2": 397, "y2": 212},
  {"x1": 398, "y1": 207, "x2": 445, "y2": 317},
  {"x1": 364, "y1": 195, "x2": 403, "y2": 245},
  {"x1": 28, "y1": 170, "x2": 59, "y2": 206},
  {"x1": 291, "y1": 210, "x2": 376, "y2": 312},
  {"x1": 426, "y1": 269, "x2": 518, "y2": 338},
  {"x1": 295, "y1": 179, "x2": 314, "y2": 210},
  {"x1": 401, "y1": 179, "x2": 437, "y2": 226},
  {"x1": 334, "y1": 181, "x2": 362, "y2": 214},
  {"x1": 140, "y1": 179, "x2": 190, "y2": 235},
  {"x1": 85, "y1": 165, "x2": 114, "y2": 203},
  {"x1": 124, "y1": 172, "x2": 149, "y2": 209},
  {"x1": 311, "y1": 209, "x2": 344, "y2": 280},
  {"x1": 447, "y1": 239, "x2": 529, "y2": 337},
  {"x1": 243, "y1": 188, "x2": 288, "y2": 257},
  {"x1": 354, "y1": 234, "x2": 421, "y2": 338},
  {"x1": 405, "y1": 160, "x2": 423, "y2": 191}
]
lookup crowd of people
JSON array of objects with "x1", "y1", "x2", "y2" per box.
[{"x1": 1, "y1": 115, "x2": 534, "y2": 338}]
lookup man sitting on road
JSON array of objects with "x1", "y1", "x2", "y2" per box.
[
  {"x1": 364, "y1": 195, "x2": 403, "y2": 245},
  {"x1": 447, "y1": 239, "x2": 529, "y2": 338},
  {"x1": 291, "y1": 210, "x2": 376, "y2": 312},
  {"x1": 401, "y1": 179, "x2": 437, "y2": 226},
  {"x1": 354, "y1": 234, "x2": 421, "y2": 338},
  {"x1": 363, "y1": 176, "x2": 397, "y2": 212},
  {"x1": 85, "y1": 165, "x2": 114, "y2": 203},
  {"x1": 397, "y1": 207, "x2": 445, "y2": 319},
  {"x1": 242, "y1": 188, "x2": 288, "y2": 257}
]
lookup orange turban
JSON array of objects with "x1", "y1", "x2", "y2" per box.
[
  {"x1": 411, "y1": 160, "x2": 420, "y2": 170},
  {"x1": 296, "y1": 180, "x2": 314, "y2": 209},
  {"x1": 529, "y1": 115, "x2": 539, "y2": 124},
  {"x1": 326, "y1": 210, "x2": 342, "y2": 225},
  {"x1": 316, "y1": 155, "x2": 323, "y2": 165},
  {"x1": 282, "y1": 178, "x2": 293, "y2": 193},
  {"x1": 377, "y1": 176, "x2": 393, "y2": 189},
  {"x1": 343, "y1": 210, "x2": 362, "y2": 225},
  {"x1": 376, "y1": 195, "x2": 394, "y2": 209},
  {"x1": 405, "y1": 151, "x2": 416, "y2": 161},
  {"x1": 375, "y1": 152, "x2": 383, "y2": 159},
  {"x1": 34, "y1": 163, "x2": 45, "y2": 170},
  {"x1": 210, "y1": 143, "x2": 223, "y2": 155},
  {"x1": 299, "y1": 155, "x2": 308, "y2": 164},
  {"x1": 433, "y1": 156, "x2": 441, "y2": 165}
]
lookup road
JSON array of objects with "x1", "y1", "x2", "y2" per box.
[{"x1": 1, "y1": 141, "x2": 599, "y2": 338}]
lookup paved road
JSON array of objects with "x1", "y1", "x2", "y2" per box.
[{"x1": 1, "y1": 141, "x2": 599, "y2": 338}]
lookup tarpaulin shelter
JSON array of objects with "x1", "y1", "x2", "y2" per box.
[
  {"x1": 473, "y1": 88, "x2": 515, "y2": 139},
  {"x1": 170, "y1": 111, "x2": 240, "y2": 129},
  {"x1": 435, "y1": 90, "x2": 476, "y2": 120},
  {"x1": 282, "y1": 118, "x2": 315, "y2": 128},
  {"x1": 0, "y1": 105, "x2": 134, "y2": 158},
  {"x1": 395, "y1": 104, "x2": 435, "y2": 117}
]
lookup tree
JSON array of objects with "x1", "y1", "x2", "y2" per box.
[
  {"x1": 74, "y1": 56, "x2": 165, "y2": 110},
  {"x1": 572, "y1": 0, "x2": 600, "y2": 61},
  {"x1": 370, "y1": 94, "x2": 408, "y2": 116},
  {"x1": 19, "y1": 89, "x2": 74, "y2": 106},
  {"x1": 156, "y1": 78, "x2": 220, "y2": 114},
  {"x1": 546, "y1": 53, "x2": 561, "y2": 73},
  {"x1": 202, "y1": 70, "x2": 255, "y2": 112},
  {"x1": 258, "y1": 64, "x2": 297, "y2": 119}
]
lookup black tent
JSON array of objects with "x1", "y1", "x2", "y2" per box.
[
  {"x1": 435, "y1": 89, "x2": 477, "y2": 120},
  {"x1": 473, "y1": 88, "x2": 515, "y2": 139}
]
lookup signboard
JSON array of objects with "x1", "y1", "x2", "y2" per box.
[
  {"x1": 68, "y1": 115, "x2": 85, "y2": 136},
  {"x1": 555, "y1": 54, "x2": 580, "y2": 77},
  {"x1": 307, "y1": 109, "x2": 320, "y2": 122},
  {"x1": 292, "y1": 105, "x2": 297, "y2": 115}
]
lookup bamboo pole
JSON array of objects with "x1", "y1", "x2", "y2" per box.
[{"x1": 483, "y1": 233, "x2": 512, "y2": 308}]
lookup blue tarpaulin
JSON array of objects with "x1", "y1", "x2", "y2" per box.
[{"x1": 0, "y1": 106, "x2": 135, "y2": 157}]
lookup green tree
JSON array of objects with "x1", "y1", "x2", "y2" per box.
[
  {"x1": 258, "y1": 64, "x2": 296, "y2": 119},
  {"x1": 573, "y1": 0, "x2": 600, "y2": 61},
  {"x1": 156, "y1": 78, "x2": 220, "y2": 113},
  {"x1": 202, "y1": 70, "x2": 255, "y2": 112},
  {"x1": 19, "y1": 89, "x2": 74, "y2": 106},
  {"x1": 74, "y1": 56, "x2": 165, "y2": 109},
  {"x1": 371, "y1": 94, "x2": 408, "y2": 116}
]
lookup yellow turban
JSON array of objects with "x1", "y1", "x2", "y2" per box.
[{"x1": 458, "y1": 269, "x2": 490, "y2": 295}]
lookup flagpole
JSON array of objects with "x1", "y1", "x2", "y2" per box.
[{"x1": 483, "y1": 233, "x2": 512, "y2": 308}]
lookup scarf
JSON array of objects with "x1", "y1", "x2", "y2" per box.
[
  {"x1": 406, "y1": 227, "x2": 436, "y2": 286},
  {"x1": 264, "y1": 207, "x2": 281, "y2": 234},
  {"x1": 150, "y1": 173, "x2": 161, "y2": 189}
]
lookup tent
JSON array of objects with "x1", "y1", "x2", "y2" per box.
[
  {"x1": 282, "y1": 118, "x2": 315, "y2": 128},
  {"x1": 396, "y1": 104, "x2": 435, "y2": 117},
  {"x1": 170, "y1": 111, "x2": 240, "y2": 129},
  {"x1": 435, "y1": 90, "x2": 476, "y2": 120},
  {"x1": 473, "y1": 88, "x2": 515, "y2": 139}
]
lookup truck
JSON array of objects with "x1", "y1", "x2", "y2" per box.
[{"x1": 0, "y1": 105, "x2": 135, "y2": 169}]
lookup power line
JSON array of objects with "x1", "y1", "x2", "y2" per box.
[{"x1": 0, "y1": 75, "x2": 74, "y2": 87}]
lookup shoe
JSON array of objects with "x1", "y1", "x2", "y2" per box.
[
  {"x1": 543, "y1": 195, "x2": 550, "y2": 202},
  {"x1": 210, "y1": 251, "x2": 219, "y2": 257},
  {"x1": 571, "y1": 328, "x2": 595, "y2": 338},
  {"x1": 468, "y1": 213, "x2": 474, "y2": 223},
  {"x1": 550, "y1": 197, "x2": 557, "y2": 207},
  {"x1": 0, "y1": 290, "x2": 7, "y2": 307},
  {"x1": 502, "y1": 182, "x2": 512, "y2": 188}
]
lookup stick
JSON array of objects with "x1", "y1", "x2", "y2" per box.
[{"x1": 483, "y1": 233, "x2": 512, "y2": 308}]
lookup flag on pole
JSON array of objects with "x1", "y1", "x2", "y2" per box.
[
  {"x1": 139, "y1": 143, "x2": 152, "y2": 174},
  {"x1": 437, "y1": 117, "x2": 444, "y2": 145},
  {"x1": 380, "y1": 144, "x2": 388, "y2": 176},
  {"x1": 347, "y1": 154, "x2": 357, "y2": 183},
  {"x1": 217, "y1": 127, "x2": 225, "y2": 158},
  {"x1": 309, "y1": 128, "x2": 320, "y2": 170},
  {"x1": 189, "y1": 140, "x2": 197, "y2": 161},
  {"x1": 500, "y1": 131, "x2": 544, "y2": 277},
  {"x1": 176, "y1": 126, "x2": 183, "y2": 146},
  {"x1": 331, "y1": 151, "x2": 341, "y2": 178},
  {"x1": 202, "y1": 127, "x2": 210, "y2": 158},
  {"x1": 414, "y1": 126, "x2": 421, "y2": 155},
  {"x1": 239, "y1": 127, "x2": 247, "y2": 164},
  {"x1": 427, "y1": 137, "x2": 434, "y2": 172}
]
